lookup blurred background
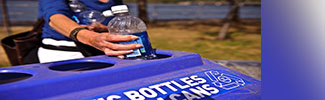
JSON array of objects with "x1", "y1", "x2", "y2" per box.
[{"x1": 0, "y1": 0, "x2": 260, "y2": 80}]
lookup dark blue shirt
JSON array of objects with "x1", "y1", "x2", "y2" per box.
[{"x1": 39, "y1": 0, "x2": 119, "y2": 41}]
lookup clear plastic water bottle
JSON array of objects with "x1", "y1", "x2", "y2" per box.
[
  {"x1": 68, "y1": 0, "x2": 87, "y2": 23},
  {"x1": 108, "y1": 5, "x2": 156, "y2": 59},
  {"x1": 69, "y1": 0, "x2": 87, "y2": 13},
  {"x1": 68, "y1": 0, "x2": 105, "y2": 25},
  {"x1": 78, "y1": 10, "x2": 105, "y2": 25}
]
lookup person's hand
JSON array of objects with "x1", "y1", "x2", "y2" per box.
[
  {"x1": 77, "y1": 30, "x2": 142, "y2": 59},
  {"x1": 48, "y1": 14, "x2": 138, "y2": 59}
]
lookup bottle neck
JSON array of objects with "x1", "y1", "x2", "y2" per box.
[{"x1": 114, "y1": 12, "x2": 129, "y2": 17}]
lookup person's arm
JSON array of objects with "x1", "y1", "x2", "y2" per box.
[
  {"x1": 48, "y1": 14, "x2": 80, "y2": 37},
  {"x1": 49, "y1": 14, "x2": 141, "y2": 58}
]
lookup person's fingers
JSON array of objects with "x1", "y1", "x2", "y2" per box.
[
  {"x1": 103, "y1": 48, "x2": 134, "y2": 56},
  {"x1": 104, "y1": 42, "x2": 142, "y2": 50},
  {"x1": 106, "y1": 34, "x2": 138, "y2": 42}
]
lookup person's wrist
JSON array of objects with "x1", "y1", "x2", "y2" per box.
[
  {"x1": 76, "y1": 29, "x2": 91, "y2": 44},
  {"x1": 69, "y1": 27, "x2": 88, "y2": 42},
  {"x1": 77, "y1": 29, "x2": 101, "y2": 46}
]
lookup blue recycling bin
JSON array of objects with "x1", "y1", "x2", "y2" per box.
[{"x1": 0, "y1": 49, "x2": 261, "y2": 100}]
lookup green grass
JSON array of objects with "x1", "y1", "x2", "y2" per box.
[
  {"x1": 148, "y1": 22, "x2": 260, "y2": 61},
  {"x1": 0, "y1": 21, "x2": 260, "y2": 67}
]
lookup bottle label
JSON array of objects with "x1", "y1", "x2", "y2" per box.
[
  {"x1": 117, "y1": 31, "x2": 155, "y2": 58},
  {"x1": 119, "y1": 38, "x2": 143, "y2": 58}
]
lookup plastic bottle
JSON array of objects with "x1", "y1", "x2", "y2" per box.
[
  {"x1": 68, "y1": 0, "x2": 105, "y2": 25},
  {"x1": 107, "y1": 5, "x2": 156, "y2": 59},
  {"x1": 68, "y1": 0, "x2": 87, "y2": 24},
  {"x1": 78, "y1": 10, "x2": 105, "y2": 25},
  {"x1": 69, "y1": 0, "x2": 87, "y2": 13}
]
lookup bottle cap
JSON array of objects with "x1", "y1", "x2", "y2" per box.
[
  {"x1": 102, "y1": 10, "x2": 114, "y2": 17},
  {"x1": 111, "y1": 5, "x2": 128, "y2": 14}
]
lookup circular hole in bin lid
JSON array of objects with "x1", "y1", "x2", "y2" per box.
[
  {"x1": 125, "y1": 53, "x2": 172, "y2": 60},
  {"x1": 0, "y1": 71, "x2": 33, "y2": 85},
  {"x1": 49, "y1": 59, "x2": 115, "y2": 71},
  {"x1": 155, "y1": 54, "x2": 172, "y2": 59}
]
